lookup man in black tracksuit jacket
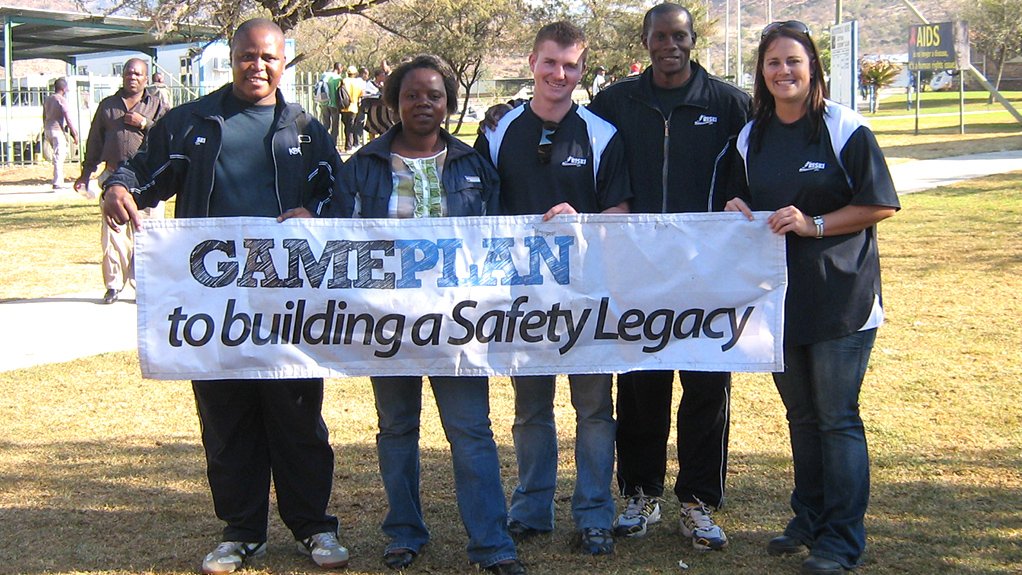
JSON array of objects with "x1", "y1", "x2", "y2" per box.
[
  {"x1": 587, "y1": 2, "x2": 751, "y2": 550},
  {"x1": 102, "y1": 19, "x2": 354, "y2": 574}
]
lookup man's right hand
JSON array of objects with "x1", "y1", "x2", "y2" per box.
[{"x1": 102, "y1": 185, "x2": 142, "y2": 232}]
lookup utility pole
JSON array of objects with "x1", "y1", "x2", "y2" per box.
[
  {"x1": 725, "y1": 0, "x2": 731, "y2": 79},
  {"x1": 736, "y1": 0, "x2": 742, "y2": 88}
]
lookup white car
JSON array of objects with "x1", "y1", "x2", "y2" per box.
[{"x1": 930, "y1": 71, "x2": 954, "y2": 92}]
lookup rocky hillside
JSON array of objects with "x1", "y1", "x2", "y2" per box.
[{"x1": 707, "y1": 0, "x2": 963, "y2": 54}]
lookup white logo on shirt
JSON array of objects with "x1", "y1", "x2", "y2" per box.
[
  {"x1": 798, "y1": 161, "x2": 826, "y2": 172},
  {"x1": 288, "y1": 146, "x2": 302, "y2": 156},
  {"x1": 694, "y1": 115, "x2": 718, "y2": 126},
  {"x1": 561, "y1": 156, "x2": 587, "y2": 167},
  {"x1": 465, "y1": 176, "x2": 481, "y2": 183},
  {"x1": 194, "y1": 137, "x2": 206, "y2": 145}
]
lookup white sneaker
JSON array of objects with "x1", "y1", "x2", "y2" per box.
[
  {"x1": 201, "y1": 541, "x2": 266, "y2": 574},
  {"x1": 679, "y1": 500, "x2": 728, "y2": 551},
  {"x1": 297, "y1": 531, "x2": 350, "y2": 568},
  {"x1": 613, "y1": 488, "x2": 662, "y2": 537}
]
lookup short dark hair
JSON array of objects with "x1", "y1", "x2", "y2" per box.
[
  {"x1": 123, "y1": 57, "x2": 149, "y2": 76},
  {"x1": 230, "y1": 18, "x2": 282, "y2": 50},
  {"x1": 532, "y1": 21, "x2": 587, "y2": 53},
  {"x1": 53, "y1": 77, "x2": 68, "y2": 92},
  {"x1": 641, "y1": 3, "x2": 696, "y2": 42},
  {"x1": 383, "y1": 54, "x2": 459, "y2": 115}
]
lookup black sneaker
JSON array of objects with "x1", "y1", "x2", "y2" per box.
[
  {"x1": 485, "y1": 559, "x2": 526, "y2": 575},
  {"x1": 578, "y1": 527, "x2": 615, "y2": 555},
  {"x1": 507, "y1": 519, "x2": 545, "y2": 544}
]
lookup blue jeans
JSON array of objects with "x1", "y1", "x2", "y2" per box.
[
  {"x1": 510, "y1": 374, "x2": 616, "y2": 531},
  {"x1": 773, "y1": 329, "x2": 877, "y2": 569},
  {"x1": 372, "y1": 376, "x2": 517, "y2": 567}
]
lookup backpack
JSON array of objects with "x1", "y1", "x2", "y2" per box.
[
  {"x1": 314, "y1": 79, "x2": 330, "y2": 103},
  {"x1": 336, "y1": 81, "x2": 352, "y2": 110}
]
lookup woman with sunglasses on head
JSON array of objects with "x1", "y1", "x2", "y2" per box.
[
  {"x1": 335, "y1": 54, "x2": 525, "y2": 575},
  {"x1": 724, "y1": 21, "x2": 900, "y2": 575}
]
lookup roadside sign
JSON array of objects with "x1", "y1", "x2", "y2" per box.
[
  {"x1": 830, "y1": 21, "x2": 858, "y2": 110},
  {"x1": 908, "y1": 21, "x2": 970, "y2": 71}
]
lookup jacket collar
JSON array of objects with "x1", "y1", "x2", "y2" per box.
[
  {"x1": 634, "y1": 60, "x2": 712, "y2": 111},
  {"x1": 190, "y1": 83, "x2": 301, "y2": 128},
  {"x1": 358, "y1": 123, "x2": 474, "y2": 161}
]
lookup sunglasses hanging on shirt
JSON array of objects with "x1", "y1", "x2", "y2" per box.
[{"x1": 537, "y1": 121, "x2": 559, "y2": 164}]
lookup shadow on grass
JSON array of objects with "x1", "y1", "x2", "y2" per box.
[
  {"x1": 2, "y1": 437, "x2": 1020, "y2": 574},
  {"x1": 0, "y1": 203, "x2": 95, "y2": 230}
]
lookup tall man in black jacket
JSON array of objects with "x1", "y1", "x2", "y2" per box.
[
  {"x1": 587, "y1": 2, "x2": 751, "y2": 551},
  {"x1": 102, "y1": 18, "x2": 352, "y2": 574}
]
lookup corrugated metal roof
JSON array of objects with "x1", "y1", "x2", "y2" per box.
[{"x1": 0, "y1": 5, "x2": 219, "y2": 62}]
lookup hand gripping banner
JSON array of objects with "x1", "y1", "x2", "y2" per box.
[{"x1": 135, "y1": 213, "x2": 786, "y2": 380}]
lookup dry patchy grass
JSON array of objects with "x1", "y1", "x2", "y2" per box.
[
  {"x1": 2, "y1": 118, "x2": 1021, "y2": 572},
  {"x1": 2, "y1": 172, "x2": 1022, "y2": 574}
]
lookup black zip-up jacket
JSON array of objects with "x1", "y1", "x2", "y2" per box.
[
  {"x1": 334, "y1": 124, "x2": 500, "y2": 218},
  {"x1": 105, "y1": 83, "x2": 349, "y2": 218},
  {"x1": 588, "y1": 62, "x2": 751, "y2": 213}
]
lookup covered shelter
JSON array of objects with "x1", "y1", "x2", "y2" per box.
[{"x1": 1, "y1": 5, "x2": 219, "y2": 162}]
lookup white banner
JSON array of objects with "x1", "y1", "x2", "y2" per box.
[{"x1": 135, "y1": 214, "x2": 786, "y2": 380}]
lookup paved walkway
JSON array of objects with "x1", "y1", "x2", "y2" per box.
[{"x1": 2, "y1": 149, "x2": 1021, "y2": 372}]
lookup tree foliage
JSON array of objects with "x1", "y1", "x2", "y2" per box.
[
  {"x1": 859, "y1": 58, "x2": 901, "y2": 112},
  {"x1": 91, "y1": 0, "x2": 389, "y2": 36},
  {"x1": 962, "y1": 0, "x2": 1022, "y2": 97},
  {"x1": 360, "y1": 0, "x2": 529, "y2": 133}
]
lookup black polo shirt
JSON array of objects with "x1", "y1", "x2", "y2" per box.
[
  {"x1": 735, "y1": 104, "x2": 900, "y2": 345},
  {"x1": 474, "y1": 103, "x2": 631, "y2": 215}
]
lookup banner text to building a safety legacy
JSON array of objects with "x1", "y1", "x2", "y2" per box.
[{"x1": 134, "y1": 213, "x2": 787, "y2": 380}]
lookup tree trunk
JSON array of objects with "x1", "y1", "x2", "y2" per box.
[{"x1": 989, "y1": 47, "x2": 1007, "y2": 105}]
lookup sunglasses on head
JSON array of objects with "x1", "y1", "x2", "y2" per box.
[
  {"x1": 761, "y1": 20, "x2": 811, "y2": 39},
  {"x1": 537, "y1": 121, "x2": 558, "y2": 165}
]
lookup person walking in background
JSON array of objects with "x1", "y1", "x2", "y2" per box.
[
  {"x1": 588, "y1": 2, "x2": 751, "y2": 550},
  {"x1": 340, "y1": 65, "x2": 364, "y2": 152},
  {"x1": 362, "y1": 68, "x2": 396, "y2": 140},
  {"x1": 591, "y1": 66, "x2": 607, "y2": 97},
  {"x1": 74, "y1": 58, "x2": 168, "y2": 305},
  {"x1": 148, "y1": 71, "x2": 173, "y2": 108},
  {"x1": 353, "y1": 66, "x2": 372, "y2": 146},
  {"x1": 318, "y1": 62, "x2": 343, "y2": 147},
  {"x1": 724, "y1": 20, "x2": 899, "y2": 575},
  {"x1": 41, "y1": 77, "x2": 79, "y2": 190},
  {"x1": 100, "y1": 19, "x2": 351, "y2": 574},
  {"x1": 337, "y1": 54, "x2": 525, "y2": 575},
  {"x1": 475, "y1": 21, "x2": 631, "y2": 557}
]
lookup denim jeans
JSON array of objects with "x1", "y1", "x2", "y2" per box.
[
  {"x1": 372, "y1": 376, "x2": 517, "y2": 567},
  {"x1": 509, "y1": 374, "x2": 616, "y2": 531},
  {"x1": 773, "y1": 328, "x2": 877, "y2": 569}
]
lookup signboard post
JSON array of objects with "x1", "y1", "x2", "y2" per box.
[{"x1": 830, "y1": 21, "x2": 858, "y2": 110}]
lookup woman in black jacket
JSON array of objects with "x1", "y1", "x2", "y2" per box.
[{"x1": 336, "y1": 54, "x2": 523, "y2": 575}]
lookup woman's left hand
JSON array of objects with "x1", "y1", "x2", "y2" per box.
[
  {"x1": 766, "y1": 205, "x2": 814, "y2": 237},
  {"x1": 278, "y1": 207, "x2": 313, "y2": 222}
]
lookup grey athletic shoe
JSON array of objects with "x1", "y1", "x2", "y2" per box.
[
  {"x1": 679, "y1": 499, "x2": 728, "y2": 551},
  {"x1": 297, "y1": 531, "x2": 350, "y2": 568},
  {"x1": 201, "y1": 541, "x2": 266, "y2": 574},
  {"x1": 613, "y1": 488, "x2": 662, "y2": 537}
]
